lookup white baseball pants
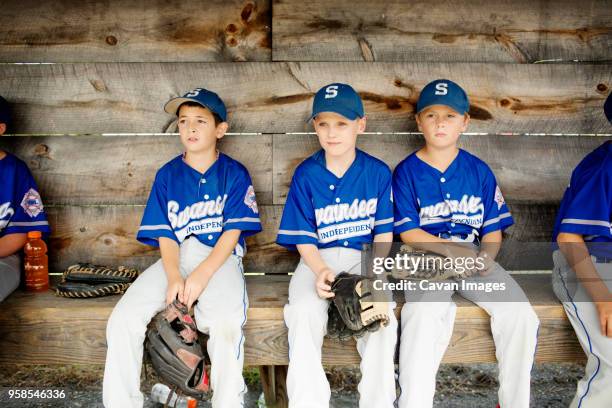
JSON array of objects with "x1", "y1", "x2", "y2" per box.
[
  {"x1": 552, "y1": 250, "x2": 612, "y2": 408},
  {"x1": 103, "y1": 237, "x2": 248, "y2": 408},
  {"x1": 284, "y1": 247, "x2": 398, "y2": 408},
  {"x1": 398, "y1": 263, "x2": 540, "y2": 408}
]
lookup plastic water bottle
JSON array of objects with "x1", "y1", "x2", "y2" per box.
[
  {"x1": 257, "y1": 392, "x2": 268, "y2": 407},
  {"x1": 150, "y1": 383, "x2": 197, "y2": 408},
  {"x1": 24, "y1": 231, "x2": 49, "y2": 292}
]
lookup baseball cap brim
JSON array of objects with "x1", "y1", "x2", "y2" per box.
[
  {"x1": 164, "y1": 97, "x2": 224, "y2": 120},
  {"x1": 307, "y1": 106, "x2": 362, "y2": 122},
  {"x1": 417, "y1": 98, "x2": 469, "y2": 115},
  {"x1": 604, "y1": 93, "x2": 612, "y2": 124}
]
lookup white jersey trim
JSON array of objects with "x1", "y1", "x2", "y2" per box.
[
  {"x1": 394, "y1": 217, "x2": 413, "y2": 227},
  {"x1": 482, "y1": 212, "x2": 512, "y2": 228},
  {"x1": 225, "y1": 217, "x2": 260, "y2": 224},
  {"x1": 374, "y1": 217, "x2": 393, "y2": 227},
  {"x1": 7, "y1": 221, "x2": 49, "y2": 227},
  {"x1": 139, "y1": 224, "x2": 173, "y2": 231},
  {"x1": 561, "y1": 218, "x2": 611, "y2": 228},
  {"x1": 420, "y1": 216, "x2": 452, "y2": 226},
  {"x1": 278, "y1": 229, "x2": 318, "y2": 239}
]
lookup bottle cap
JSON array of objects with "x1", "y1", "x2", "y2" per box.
[{"x1": 27, "y1": 231, "x2": 42, "y2": 239}]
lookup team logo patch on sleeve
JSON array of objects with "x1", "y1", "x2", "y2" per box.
[
  {"x1": 244, "y1": 185, "x2": 258, "y2": 214},
  {"x1": 494, "y1": 185, "x2": 506, "y2": 210},
  {"x1": 21, "y1": 188, "x2": 44, "y2": 218}
]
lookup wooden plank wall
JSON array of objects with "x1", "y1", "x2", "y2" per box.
[{"x1": 0, "y1": 0, "x2": 610, "y2": 273}]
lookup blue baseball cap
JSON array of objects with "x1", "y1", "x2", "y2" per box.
[
  {"x1": 605, "y1": 93, "x2": 612, "y2": 125},
  {"x1": 416, "y1": 79, "x2": 470, "y2": 115},
  {"x1": 164, "y1": 87, "x2": 227, "y2": 122},
  {"x1": 0, "y1": 95, "x2": 11, "y2": 128},
  {"x1": 308, "y1": 83, "x2": 364, "y2": 121}
]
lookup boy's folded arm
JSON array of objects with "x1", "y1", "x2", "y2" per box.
[
  {"x1": 479, "y1": 230, "x2": 502, "y2": 261},
  {"x1": 192, "y1": 229, "x2": 242, "y2": 279},
  {"x1": 372, "y1": 232, "x2": 393, "y2": 259},
  {"x1": 0, "y1": 233, "x2": 27, "y2": 258},
  {"x1": 159, "y1": 237, "x2": 181, "y2": 281},
  {"x1": 557, "y1": 232, "x2": 611, "y2": 302},
  {"x1": 296, "y1": 243, "x2": 331, "y2": 277}
]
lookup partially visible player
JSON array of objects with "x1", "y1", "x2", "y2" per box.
[
  {"x1": 552, "y1": 92, "x2": 612, "y2": 407},
  {"x1": 277, "y1": 83, "x2": 398, "y2": 407},
  {"x1": 0, "y1": 95, "x2": 50, "y2": 302},
  {"x1": 393, "y1": 79, "x2": 540, "y2": 408},
  {"x1": 103, "y1": 88, "x2": 262, "y2": 407}
]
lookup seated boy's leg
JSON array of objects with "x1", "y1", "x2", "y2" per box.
[
  {"x1": 398, "y1": 288, "x2": 456, "y2": 408},
  {"x1": 284, "y1": 259, "x2": 330, "y2": 408},
  {"x1": 193, "y1": 254, "x2": 248, "y2": 408},
  {"x1": 355, "y1": 301, "x2": 398, "y2": 408},
  {"x1": 460, "y1": 264, "x2": 539, "y2": 408},
  {"x1": 103, "y1": 259, "x2": 167, "y2": 408},
  {"x1": 0, "y1": 254, "x2": 20, "y2": 302},
  {"x1": 553, "y1": 255, "x2": 612, "y2": 408}
]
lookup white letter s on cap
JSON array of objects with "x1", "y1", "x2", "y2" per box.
[
  {"x1": 435, "y1": 83, "x2": 448, "y2": 95},
  {"x1": 325, "y1": 85, "x2": 339, "y2": 99}
]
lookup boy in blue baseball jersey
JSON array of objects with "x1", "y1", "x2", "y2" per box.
[
  {"x1": 103, "y1": 88, "x2": 262, "y2": 408},
  {"x1": 393, "y1": 80, "x2": 539, "y2": 408},
  {"x1": 0, "y1": 95, "x2": 50, "y2": 302},
  {"x1": 277, "y1": 83, "x2": 398, "y2": 407},
  {"x1": 551, "y1": 92, "x2": 612, "y2": 407}
]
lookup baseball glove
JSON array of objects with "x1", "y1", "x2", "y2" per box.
[
  {"x1": 146, "y1": 300, "x2": 209, "y2": 399},
  {"x1": 55, "y1": 263, "x2": 139, "y2": 298},
  {"x1": 326, "y1": 272, "x2": 389, "y2": 341},
  {"x1": 388, "y1": 245, "x2": 475, "y2": 281}
]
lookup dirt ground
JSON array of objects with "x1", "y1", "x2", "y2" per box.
[{"x1": 0, "y1": 363, "x2": 583, "y2": 407}]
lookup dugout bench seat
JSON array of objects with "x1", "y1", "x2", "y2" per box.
[{"x1": 0, "y1": 273, "x2": 583, "y2": 407}]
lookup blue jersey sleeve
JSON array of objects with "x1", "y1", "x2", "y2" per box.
[
  {"x1": 480, "y1": 168, "x2": 513, "y2": 235},
  {"x1": 392, "y1": 164, "x2": 421, "y2": 234},
  {"x1": 3, "y1": 165, "x2": 50, "y2": 236},
  {"x1": 276, "y1": 171, "x2": 318, "y2": 250},
  {"x1": 556, "y1": 167, "x2": 611, "y2": 238},
  {"x1": 222, "y1": 168, "x2": 262, "y2": 237},
  {"x1": 373, "y1": 167, "x2": 394, "y2": 235},
  {"x1": 137, "y1": 171, "x2": 178, "y2": 247}
]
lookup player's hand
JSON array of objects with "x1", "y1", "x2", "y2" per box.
[
  {"x1": 316, "y1": 267, "x2": 336, "y2": 299},
  {"x1": 166, "y1": 276, "x2": 185, "y2": 306},
  {"x1": 182, "y1": 272, "x2": 211, "y2": 310},
  {"x1": 595, "y1": 301, "x2": 612, "y2": 337}
]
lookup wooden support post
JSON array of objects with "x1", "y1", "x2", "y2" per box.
[{"x1": 259, "y1": 365, "x2": 288, "y2": 408}]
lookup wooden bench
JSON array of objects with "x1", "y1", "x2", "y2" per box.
[{"x1": 0, "y1": 273, "x2": 583, "y2": 406}]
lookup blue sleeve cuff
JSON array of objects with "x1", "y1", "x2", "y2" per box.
[
  {"x1": 276, "y1": 230, "x2": 319, "y2": 251},
  {"x1": 3, "y1": 221, "x2": 51, "y2": 236},
  {"x1": 223, "y1": 218, "x2": 262, "y2": 236},
  {"x1": 137, "y1": 227, "x2": 178, "y2": 247},
  {"x1": 373, "y1": 217, "x2": 394, "y2": 235},
  {"x1": 557, "y1": 222, "x2": 612, "y2": 239},
  {"x1": 481, "y1": 213, "x2": 514, "y2": 235},
  {"x1": 393, "y1": 217, "x2": 420, "y2": 235}
]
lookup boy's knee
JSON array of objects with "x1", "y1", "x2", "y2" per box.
[
  {"x1": 520, "y1": 305, "x2": 540, "y2": 331},
  {"x1": 284, "y1": 300, "x2": 328, "y2": 329},
  {"x1": 106, "y1": 303, "x2": 146, "y2": 339},
  {"x1": 495, "y1": 303, "x2": 539, "y2": 333},
  {"x1": 401, "y1": 301, "x2": 449, "y2": 322},
  {"x1": 208, "y1": 318, "x2": 244, "y2": 345}
]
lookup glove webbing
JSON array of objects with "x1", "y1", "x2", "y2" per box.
[{"x1": 64, "y1": 263, "x2": 139, "y2": 281}]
